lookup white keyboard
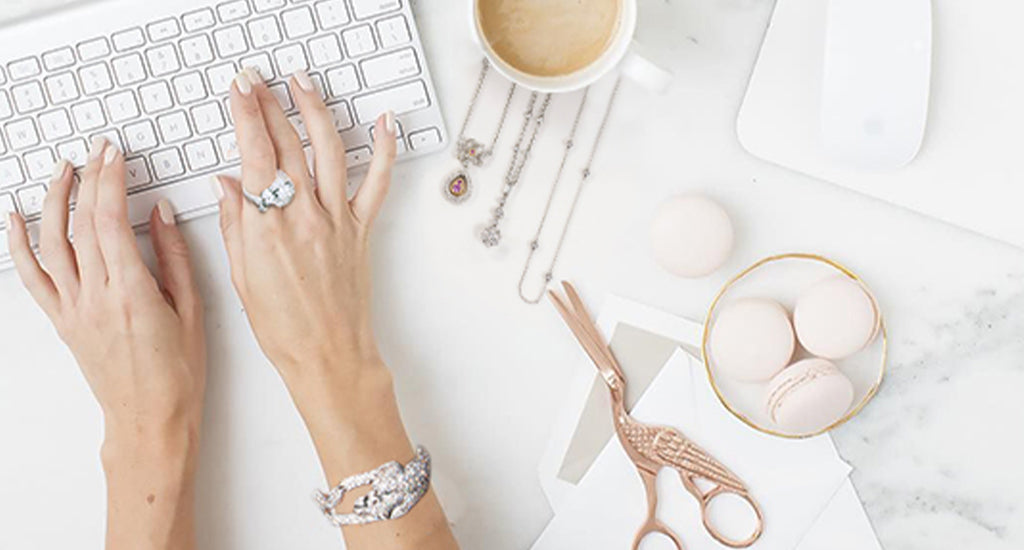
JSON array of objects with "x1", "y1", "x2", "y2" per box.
[{"x1": 0, "y1": 0, "x2": 447, "y2": 268}]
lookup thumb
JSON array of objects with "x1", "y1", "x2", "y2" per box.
[
  {"x1": 351, "y1": 111, "x2": 396, "y2": 226},
  {"x1": 150, "y1": 200, "x2": 200, "y2": 318}
]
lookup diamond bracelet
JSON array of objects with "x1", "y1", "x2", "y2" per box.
[{"x1": 313, "y1": 446, "x2": 431, "y2": 527}]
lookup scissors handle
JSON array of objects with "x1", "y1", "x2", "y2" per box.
[
  {"x1": 632, "y1": 469, "x2": 686, "y2": 550},
  {"x1": 693, "y1": 480, "x2": 764, "y2": 548}
]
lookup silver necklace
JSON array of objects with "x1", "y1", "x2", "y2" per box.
[
  {"x1": 443, "y1": 60, "x2": 517, "y2": 204},
  {"x1": 480, "y1": 92, "x2": 552, "y2": 247},
  {"x1": 518, "y1": 78, "x2": 622, "y2": 303}
]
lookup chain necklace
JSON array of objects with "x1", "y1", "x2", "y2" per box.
[
  {"x1": 443, "y1": 60, "x2": 518, "y2": 204},
  {"x1": 480, "y1": 92, "x2": 552, "y2": 247},
  {"x1": 518, "y1": 78, "x2": 622, "y2": 304}
]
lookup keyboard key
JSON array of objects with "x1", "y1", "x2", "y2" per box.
[
  {"x1": 16, "y1": 184, "x2": 46, "y2": 217},
  {"x1": 345, "y1": 146, "x2": 372, "y2": 167},
  {"x1": 71, "y1": 99, "x2": 106, "y2": 131},
  {"x1": 268, "y1": 83, "x2": 293, "y2": 111},
  {"x1": 368, "y1": 119, "x2": 402, "y2": 140},
  {"x1": 146, "y1": 44, "x2": 182, "y2": 77},
  {"x1": 112, "y1": 53, "x2": 148, "y2": 86},
  {"x1": 239, "y1": 52, "x2": 275, "y2": 80},
  {"x1": 315, "y1": 0, "x2": 350, "y2": 29},
  {"x1": 253, "y1": 0, "x2": 286, "y2": 12},
  {"x1": 274, "y1": 43, "x2": 309, "y2": 76},
  {"x1": 42, "y1": 47, "x2": 76, "y2": 71},
  {"x1": 38, "y1": 109, "x2": 74, "y2": 141},
  {"x1": 6, "y1": 119, "x2": 40, "y2": 150},
  {"x1": 342, "y1": 25, "x2": 377, "y2": 58},
  {"x1": 157, "y1": 111, "x2": 193, "y2": 143},
  {"x1": 0, "y1": 92, "x2": 12, "y2": 120},
  {"x1": 150, "y1": 148, "x2": 186, "y2": 180},
  {"x1": 180, "y1": 35, "x2": 215, "y2": 68},
  {"x1": 124, "y1": 120, "x2": 159, "y2": 153},
  {"x1": 124, "y1": 157, "x2": 152, "y2": 189},
  {"x1": 217, "y1": 0, "x2": 251, "y2": 22},
  {"x1": 247, "y1": 15, "x2": 283, "y2": 49},
  {"x1": 191, "y1": 101, "x2": 226, "y2": 134},
  {"x1": 288, "y1": 114, "x2": 309, "y2": 140},
  {"x1": 282, "y1": 6, "x2": 316, "y2": 39},
  {"x1": 350, "y1": 0, "x2": 400, "y2": 20},
  {"x1": 217, "y1": 131, "x2": 239, "y2": 161},
  {"x1": 361, "y1": 47, "x2": 419, "y2": 88},
  {"x1": 303, "y1": 144, "x2": 315, "y2": 173},
  {"x1": 77, "y1": 38, "x2": 111, "y2": 61},
  {"x1": 206, "y1": 61, "x2": 238, "y2": 95},
  {"x1": 90, "y1": 129, "x2": 124, "y2": 153},
  {"x1": 408, "y1": 127, "x2": 442, "y2": 150},
  {"x1": 213, "y1": 25, "x2": 249, "y2": 58},
  {"x1": 0, "y1": 193, "x2": 16, "y2": 219},
  {"x1": 326, "y1": 101, "x2": 353, "y2": 131},
  {"x1": 139, "y1": 81, "x2": 174, "y2": 113},
  {"x1": 23, "y1": 148, "x2": 56, "y2": 181},
  {"x1": 78, "y1": 63, "x2": 115, "y2": 95},
  {"x1": 112, "y1": 28, "x2": 146, "y2": 52},
  {"x1": 0, "y1": 157, "x2": 25, "y2": 187},
  {"x1": 352, "y1": 80, "x2": 428, "y2": 124},
  {"x1": 147, "y1": 18, "x2": 181, "y2": 42},
  {"x1": 376, "y1": 15, "x2": 411, "y2": 48},
  {"x1": 43, "y1": 72, "x2": 80, "y2": 104},
  {"x1": 105, "y1": 90, "x2": 140, "y2": 123},
  {"x1": 12, "y1": 82, "x2": 46, "y2": 114},
  {"x1": 7, "y1": 57, "x2": 41, "y2": 80},
  {"x1": 56, "y1": 139, "x2": 89, "y2": 167},
  {"x1": 184, "y1": 138, "x2": 218, "y2": 170},
  {"x1": 308, "y1": 34, "x2": 343, "y2": 67},
  {"x1": 172, "y1": 72, "x2": 208, "y2": 104},
  {"x1": 326, "y1": 64, "x2": 360, "y2": 97},
  {"x1": 183, "y1": 9, "x2": 217, "y2": 33}
]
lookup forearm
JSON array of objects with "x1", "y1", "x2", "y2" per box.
[
  {"x1": 285, "y1": 360, "x2": 457, "y2": 550},
  {"x1": 101, "y1": 418, "x2": 200, "y2": 550}
]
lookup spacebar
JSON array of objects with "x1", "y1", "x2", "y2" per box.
[{"x1": 127, "y1": 178, "x2": 218, "y2": 228}]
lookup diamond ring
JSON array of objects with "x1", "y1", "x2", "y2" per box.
[{"x1": 242, "y1": 170, "x2": 297, "y2": 213}]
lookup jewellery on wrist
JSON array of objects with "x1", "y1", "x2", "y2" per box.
[
  {"x1": 313, "y1": 446, "x2": 431, "y2": 527},
  {"x1": 242, "y1": 170, "x2": 297, "y2": 213}
]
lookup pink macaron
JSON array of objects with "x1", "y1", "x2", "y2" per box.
[
  {"x1": 765, "y1": 358, "x2": 855, "y2": 434},
  {"x1": 793, "y1": 276, "x2": 879, "y2": 360},
  {"x1": 709, "y1": 297, "x2": 795, "y2": 382}
]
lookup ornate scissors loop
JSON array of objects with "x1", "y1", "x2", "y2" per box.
[{"x1": 548, "y1": 281, "x2": 764, "y2": 549}]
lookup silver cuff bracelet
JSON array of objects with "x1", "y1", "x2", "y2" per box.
[{"x1": 313, "y1": 446, "x2": 431, "y2": 527}]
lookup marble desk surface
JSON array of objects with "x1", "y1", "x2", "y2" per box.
[{"x1": 0, "y1": 0, "x2": 1022, "y2": 549}]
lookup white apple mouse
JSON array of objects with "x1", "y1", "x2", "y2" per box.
[{"x1": 820, "y1": 0, "x2": 932, "y2": 170}]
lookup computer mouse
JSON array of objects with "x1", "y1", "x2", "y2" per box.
[{"x1": 820, "y1": 0, "x2": 932, "y2": 170}]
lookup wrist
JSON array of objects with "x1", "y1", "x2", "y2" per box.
[{"x1": 101, "y1": 414, "x2": 201, "y2": 472}]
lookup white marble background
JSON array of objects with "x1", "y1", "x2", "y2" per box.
[{"x1": 0, "y1": 0, "x2": 1022, "y2": 549}]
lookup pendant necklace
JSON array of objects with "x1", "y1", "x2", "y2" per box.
[
  {"x1": 443, "y1": 60, "x2": 518, "y2": 204},
  {"x1": 518, "y1": 78, "x2": 622, "y2": 303},
  {"x1": 480, "y1": 92, "x2": 552, "y2": 247}
]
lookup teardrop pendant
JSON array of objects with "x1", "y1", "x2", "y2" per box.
[{"x1": 443, "y1": 170, "x2": 472, "y2": 204}]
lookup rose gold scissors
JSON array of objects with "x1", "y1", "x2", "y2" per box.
[{"x1": 549, "y1": 281, "x2": 764, "y2": 549}]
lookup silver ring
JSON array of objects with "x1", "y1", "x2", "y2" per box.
[{"x1": 242, "y1": 170, "x2": 297, "y2": 213}]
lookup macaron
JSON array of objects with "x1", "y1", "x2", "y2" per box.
[
  {"x1": 793, "y1": 276, "x2": 879, "y2": 360},
  {"x1": 709, "y1": 298, "x2": 795, "y2": 382},
  {"x1": 650, "y1": 195, "x2": 734, "y2": 278},
  {"x1": 765, "y1": 358, "x2": 854, "y2": 434}
]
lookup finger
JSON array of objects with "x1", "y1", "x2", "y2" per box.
[
  {"x1": 351, "y1": 111, "x2": 396, "y2": 226},
  {"x1": 212, "y1": 175, "x2": 246, "y2": 297},
  {"x1": 7, "y1": 212, "x2": 60, "y2": 316},
  {"x1": 38, "y1": 159, "x2": 79, "y2": 297},
  {"x1": 291, "y1": 70, "x2": 348, "y2": 216},
  {"x1": 150, "y1": 200, "x2": 200, "y2": 320},
  {"x1": 93, "y1": 145, "x2": 148, "y2": 282},
  {"x1": 229, "y1": 69, "x2": 279, "y2": 199},
  {"x1": 250, "y1": 70, "x2": 317, "y2": 208},
  {"x1": 72, "y1": 137, "x2": 109, "y2": 284}
]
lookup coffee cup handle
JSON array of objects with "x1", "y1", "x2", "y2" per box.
[{"x1": 620, "y1": 45, "x2": 672, "y2": 94}]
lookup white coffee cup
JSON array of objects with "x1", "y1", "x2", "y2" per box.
[{"x1": 468, "y1": 0, "x2": 671, "y2": 93}]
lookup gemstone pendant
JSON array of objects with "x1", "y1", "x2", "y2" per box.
[{"x1": 443, "y1": 170, "x2": 472, "y2": 204}]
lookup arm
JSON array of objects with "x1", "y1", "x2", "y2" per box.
[
  {"x1": 7, "y1": 140, "x2": 205, "y2": 549},
  {"x1": 212, "y1": 68, "x2": 457, "y2": 549}
]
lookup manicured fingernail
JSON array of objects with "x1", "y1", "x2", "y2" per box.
[
  {"x1": 51, "y1": 159, "x2": 69, "y2": 182},
  {"x1": 157, "y1": 199, "x2": 176, "y2": 226},
  {"x1": 235, "y1": 71, "x2": 253, "y2": 95},
  {"x1": 209, "y1": 176, "x2": 225, "y2": 202},
  {"x1": 5, "y1": 211, "x2": 14, "y2": 230},
  {"x1": 293, "y1": 70, "x2": 314, "y2": 92},
  {"x1": 88, "y1": 137, "x2": 107, "y2": 160},
  {"x1": 103, "y1": 146, "x2": 120, "y2": 165},
  {"x1": 384, "y1": 111, "x2": 396, "y2": 134}
]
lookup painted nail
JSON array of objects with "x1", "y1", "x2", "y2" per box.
[
  {"x1": 88, "y1": 136, "x2": 107, "y2": 160},
  {"x1": 51, "y1": 159, "x2": 69, "y2": 182},
  {"x1": 209, "y1": 176, "x2": 225, "y2": 202},
  {"x1": 293, "y1": 69, "x2": 315, "y2": 92},
  {"x1": 157, "y1": 199, "x2": 176, "y2": 226},
  {"x1": 384, "y1": 110, "x2": 396, "y2": 134},
  {"x1": 103, "y1": 145, "x2": 120, "y2": 165},
  {"x1": 235, "y1": 71, "x2": 253, "y2": 95}
]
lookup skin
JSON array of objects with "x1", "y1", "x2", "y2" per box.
[{"x1": 6, "y1": 68, "x2": 458, "y2": 550}]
